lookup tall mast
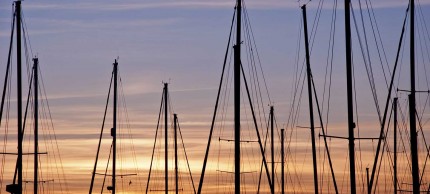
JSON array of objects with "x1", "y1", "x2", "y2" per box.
[
  {"x1": 16, "y1": 1, "x2": 23, "y2": 193},
  {"x1": 409, "y1": 0, "x2": 419, "y2": 193},
  {"x1": 164, "y1": 83, "x2": 169, "y2": 194},
  {"x1": 174, "y1": 114, "x2": 178, "y2": 194},
  {"x1": 281, "y1": 128, "x2": 285, "y2": 194},
  {"x1": 234, "y1": 0, "x2": 241, "y2": 193},
  {"x1": 344, "y1": 0, "x2": 356, "y2": 193},
  {"x1": 393, "y1": 98, "x2": 398, "y2": 194},
  {"x1": 33, "y1": 58, "x2": 39, "y2": 194},
  {"x1": 112, "y1": 59, "x2": 118, "y2": 194},
  {"x1": 270, "y1": 106, "x2": 275, "y2": 194},
  {"x1": 301, "y1": 5, "x2": 319, "y2": 194}
]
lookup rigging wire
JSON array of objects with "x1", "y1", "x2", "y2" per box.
[
  {"x1": 118, "y1": 71, "x2": 144, "y2": 192},
  {"x1": 353, "y1": 1, "x2": 383, "y2": 122},
  {"x1": 177, "y1": 118, "x2": 197, "y2": 194},
  {"x1": 364, "y1": 0, "x2": 392, "y2": 87},
  {"x1": 145, "y1": 90, "x2": 164, "y2": 194},
  {"x1": 320, "y1": 1, "x2": 338, "y2": 193},
  {"x1": 0, "y1": 5, "x2": 15, "y2": 191},
  {"x1": 100, "y1": 144, "x2": 113, "y2": 194},
  {"x1": 368, "y1": 3, "x2": 409, "y2": 193},
  {"x1": 39, "y1": 63, "x2": 71, "y2": 193},
  {"x1": 89, "y1": 70, "x2": 113, "y2": 193},
  {"x1": 197, "y1": 7, "x2": 235, "y2": 193},
  {"x1": 1, "y1": 3, "x2": 71, "y2": 193}
]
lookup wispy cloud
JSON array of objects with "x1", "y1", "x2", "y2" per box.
[
  {"x1": 29, "y1": 17, "x2": 181, "y2": 30},
  {"x1": 23, "y1": 1, "x2": 232, "y2": 11},
  {"x1": 6, "y1": 0, "x2": 427, "y2": 12},
  {"x1": 0, "y1": 17, "x2": 182, "y2": 37}
]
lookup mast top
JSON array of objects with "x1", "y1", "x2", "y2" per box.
[{"x1": 14, "y1": 0, "x2": 22, "y2": 6}]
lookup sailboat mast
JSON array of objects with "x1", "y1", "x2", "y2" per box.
[
  {"x1": 112, "y1": 59, "x2": 118, "y2": 194},
  {"x1": 164, "y1": 83, "x2": 169, "y2": 194},
  {"x1": 301, "y1": 5, "x2": 319, "y2": 194},
  {"x1": 33, "y1": 58, "x2": 39, "y2": 194},
  {"x1": 281, "y1": 128, "x2": 285, "y2": 194},
  {"x1": 344, "y1": 0, "x2": 356, "y2": 193},
  {"x1": 409, "y1": 0, "x2": 419, "y2": 193},
  {"x1": 234, "y1": 0, "x2": 241, "y2": 193},
  {"x1": 16, "y1": 1, "x2": 23, "y2": 193},
  {"x1": 393, "y1": 97, "x2": 398, "y2": 194},
  {"x1": 270, "y1": 106, "x2": 275, "y2": 194},
  {"x1": 174, "y1": 114, "x2": 178, "y2": 194}
]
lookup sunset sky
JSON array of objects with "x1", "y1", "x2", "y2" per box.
[{"x1": 1, "y1": 0, "x2": 430, "y2": 193}]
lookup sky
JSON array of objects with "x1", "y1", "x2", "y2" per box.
[{"x1": 1, "y1": 0, "x2": 430, "y2": 193}]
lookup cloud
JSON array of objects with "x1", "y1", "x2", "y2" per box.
[
  {"x1": 5, "y1": 0, "x2": 427, "y2": 12},
  {"x1": 25, "y1": 18, "x2": 182, "y2": 32},
  {"x1": 25, "y1": 1, "x2": 232, "y2": 11}
]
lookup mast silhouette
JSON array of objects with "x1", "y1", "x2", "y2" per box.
[
  {"x1": 16, "y1": 1, "x2": 23, "y2": 193},
  {"x1": 164, "y1": 83, "x2": 169, "y2": 194},
  {"x1": 3, "y1": 3, "x2": 66, "y2": 192},
  {"x1": 33, "y1": 58, "x2": 39, "y2": 194},
  {"x1": 301, "y1": 5, "x2": 319, "y2": 194},
  {"x1": 270, "y1": 106, "x2": 274, "y2": 194},
  {"x1": 234, "y1": 0, "x2": 241, "y2": 193},
  {"x1": 393, "y1": 97, "x2": 398, "y2": 194},
  {"x1": 197, "y1": 0, "x2": 273, "y2": 192},
  {"x1": 1, "y1": 2, "x2": 14, "y2": 192},
  {"x1": 281, "y1": 128, "x2": 285, "y2": 194},
  {"x1": 5, "y1": 1, "x2": 24, "y2": 193},
  {"x1": 409, "y1": 0, "x2": 419, "y2": 193},
  {"x1": 344, "y1": 0, "x2": 356, "y2": 193},
  {"x1": 174, "y1": 114, "x2": 178, "y2": 194},
  {"x1": 89, "y1": 59, "x2": 138, "y2": 193},
  {"x1": 112, "y1": 59, "x2": 118, "y2": 194},
  {"x1": 146, "y1": 84, "x2": 196, "y2": 193}
]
